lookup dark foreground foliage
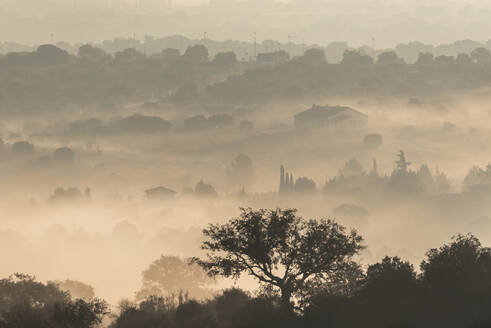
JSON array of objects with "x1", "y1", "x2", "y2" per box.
[
  {"x1": 3, "y1": 210, "x2": 491, "y2": 328},
  {"x1": 0, "y1": 274, "x2": 108, "y2": 328},
  {"x1": 113, "y1": 231, "x2": 491, "y2": 328}
]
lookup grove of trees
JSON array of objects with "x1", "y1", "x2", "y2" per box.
[
  {"x1": 4, "y1": 42, "x2": 491, "y2": 114},
  {"x1": 4, "y1": 208, "x2": 491, "y2": 327},
  {"x1": 0, "y1": 274, "x2": 107, "y2": 328}
]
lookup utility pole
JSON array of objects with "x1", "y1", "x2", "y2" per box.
[
  {"x1": 253, "y1": 32, "x2": 257, "y2": 61},
  {"x1": 287, "y1": 34, "x2": 291, "y2": 57},
  {"x1": 143, "y1": 34, "x2": 146, "y2": 55},
  {"x1": 50, "y1": 33, "x2": 54, "y2": 45}
]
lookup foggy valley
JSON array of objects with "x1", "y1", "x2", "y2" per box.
[{"x1": 3, "y1": 1, "x2": 491, "y2": 327}]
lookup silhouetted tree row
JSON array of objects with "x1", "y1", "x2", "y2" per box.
[
  {"x1": 0, "y1": 273, "x2": 107, "y2": 328},
  {"x1": 278, "y1": 152, "x2": 451, "y2": 197},
  {"x1": 4, "y1": 43, "x2": 491, "y2": 113},
  {"x1": 4, "y1": 208, "x2": 491, "y2": 327},
  {"x1": 0, "y1": 44, "x2": 238, "y2": 113},
  {"x1": 3, "y1": 37, "x2": 490, "y2": 65},
  {"x1": 113, "y1": 208, "x2": 491, "y2": 328},
  {"x1": 204, "y1": 47, "x2": 491, "y2": 104}
]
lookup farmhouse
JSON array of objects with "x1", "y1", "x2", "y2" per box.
[{"x1": 294, "y1": 105, "x2": 368, "y2": 129}]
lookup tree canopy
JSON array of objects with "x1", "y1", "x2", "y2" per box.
[
  {"x1": 136, "y1": 255, "x2": 215, "y2": 301},
  {"x1": 0, "y1": 274, "x2": 107, "y2": 328},
  {"x1": 193, "y1": 208, "x2": 363, "y2": 313}
]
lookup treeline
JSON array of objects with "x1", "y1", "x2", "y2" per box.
[
  {"x1": 325, "y1": 152, "x2": 451, "y2": 196},
  {"x1": 108, "y1": 209, "x2": 491, "y2": 328},
  {"x1": 203, "y1": 47, "x2": 491, "y2": 104},
  {"x1": 112, "y1": 233, "x2": 491, "y2": 328},
  {"x1": 0, "y1": 43, "x2": 238, "y2": 114},
  {"x1": 0, "y1": 274, "x2": 108, "y2": 328},
  {"x1": 3, "y1": 209, "x2": 491, "y2": 327},
  {"x1": 3, "y1": 42, "x2": 491, "y2": 113},
  {"x1": 2, "y1": 37, "x2": 491, "y2": 64},
  {"x1": 286, "y1": 151, "x2": 491, "y2": 198},
  {"x1": 280, "y1": 151, "x2": 451, "y2": 198}
]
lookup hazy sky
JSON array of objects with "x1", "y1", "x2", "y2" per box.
[{"x1": 3, "y1": 0, "x2": 491, "y2": 47}]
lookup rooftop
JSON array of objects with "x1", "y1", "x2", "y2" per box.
[{"x1": 294, "y1": 105, "x2": 367, "y2": 120}]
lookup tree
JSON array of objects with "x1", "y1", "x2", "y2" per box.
[
  {"x1": 78, "y1": 44, "x2": 110, "y2": 63},
  {"x1": 49, "y1": 298, "x2": 108, "y2": 328},
  {"x1": 175, "y1": 300, "x2": 216, "y2": 328},
  {"x1": 161, "y1": 48, "x2": 181, "y2": 62},
  {"x1": 114, "y1": 48, "x2": 144, "y2": 63},
  {"x1": 357, "y1": 256, "x2": 420, "y2": 327},
  {"x1": 435, "y1": 55, "x2": 454, "y2": 65},
  {"x1": 195, "y1": 180, "x2": 217, "y2": 197},
  {"x1": 136, "y1": 256, "x2": 215, "y2": 301},
  {"x1": 257, "y1": 51, "x2": 289, "y2": 63},
  {"x1": 395, "y1": 150, "x2": 411, "y2": 172},
  {"x1": 230, "y1": 295, "x2": 285, "y2": 328},
  {"x1": 212, "y1": 52, "x2": 237, "y2": 69},
  {"x1": 417, "y1": 164, "x2": 436, "y2": 194},
  {"x1": 52, "y1": 279, "x2": 95, "y2": 300},
  {"x1": 49, "y1": 187, "x2": 84, "y2": 204},
  {"x1": 341, "y1": 50, "x2": 373, "y2": 67},
  {"x1": 227, "y1": 154, "x2": 256, "y2": 186},
  {"x1": 0, "y1": 274, "x2": 107, "y2": 328},
  {"x1": 183, "y1": 45, "x2": 209, "y2": 63},
  {"x1": 193, "y1": 208, "x2": 364, "y2": 314},
  {"x1": 434, "y1": 170, "x2": 451, "y2": 193},
  {"x1": 214, "y1": 288, "x2": 250, "y2": 328},
  {"x1": 111, "y1": 296, "x2": 175, "y2": 328},
  {"x1": 294, "y1": 177, "x2": 317, "y2": 194},
  {"x1": 34, "y1": 44, "x2": 71, "y2": 66},
  {"x1": 420, "y1": 234, "x2": 491, "y2": 294},
  {"x1": 339, "y1": 159, "x2": 364, "y2": 177},
  {"x1": 420, "y1": 234, "x2": 491, "y2": 326},
  {"x1": 415, "y1": 52, "x2": 434, "y2": 67},
  {"x1": 471, "y1": 47, "x2": 491, "y2": 65},
  {"x1": 53, "y1": 147, "x2": 75, "y2": 163},
  {"x1": 361, "y1": 256, "x2": 418, "y2": 303},
  {"x1": 0, "y1": 273, "x2": 66, "y2": 313},
  {"x1": 11, "y1": 141, "x2": 34, "y2": 156},
  {"x1": 388, "y1": 151, "x2": 423, "y2": 194},
  {"x1": 456, "y1": 53, "x2": 472, "y2": 65},
  {"x1": 376, "y1": 51, "x2": 404, "y2": 66},
  {"x1": 301, "y1": 49, "x2": 326, "y2": 65},
  {"x1": 463, "y1": 165, "x2": 491, "y2": 190}
]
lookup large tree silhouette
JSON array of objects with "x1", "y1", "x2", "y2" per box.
[
  {"x1": 193, "y1": 208, "x2": 363, "y2": 314},
  {"x1": 136, "y1": 255, "x2": 215, "y2": 301}
]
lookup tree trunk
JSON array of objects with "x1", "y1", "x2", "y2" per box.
[{"x1": 280, "y1": 287, "x2": 294, "y2": 315}]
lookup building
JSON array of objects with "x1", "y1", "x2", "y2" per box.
[{"x1": 294, "y1": 105, "x2": 368, "y2": 129}]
